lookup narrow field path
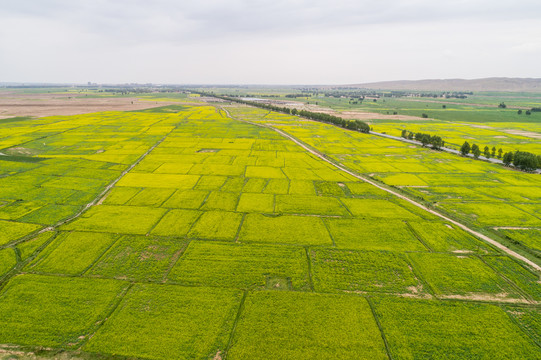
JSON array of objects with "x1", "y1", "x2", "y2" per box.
[
  {"x1": 31, "y1": 129, "x2": 175, "y2": 239},
  {"x1": 220, "y1": 105, "x2": 541, "y2": 272}
]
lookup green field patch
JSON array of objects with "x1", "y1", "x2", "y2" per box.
[
  {"x1": 408, "y1": 221, "x2": 493, "y2": 253},
  {"x1": 27, "y1": 231, "x2": 119, "y2": 275},
  {"x1": 221, "y1": 177, "x2": 246, "y2": 193},
  {"x1": 84, "y1": 284, "x2": 242, "y2": 360},
  {"x1": 439, "y1": 202, "x2": 540, "y2": 227},
  {"x1": 117, "y1": 173, "x2": 200, "y2": 189},
  {"x1": 19, "y1": 204, "x2": 80, "y2": 225},
  {"x1": 281, "y1": 167, "x2": 321, "y2": 180},
  {"x1": 161, "y1": 189, "x2": 208, "y2": 209},
  {"x1": 168, "y1": 241, "x2": 309, "y2": 290},
  {"x1": 17, "y1": 231, "x2": 55, "y2": 261},
  {"x1": 201, "y1": 191, "x2": 239, "y2": 211},
  {"x1": 314, "y1": 181, "x2": 345, "y2": 196},
  {"x1": 345, "y1": 182, "x2": 390, "y2": 197},
  {"x1": 372, "y1": 297, "x2": 540, "y2": 359},
  {"x1": 378, "y1": 173, "x2": 428, "y2": 187},
  {"x1": 0, "y1": 247, "x2": 17, "y2": 278},
  {"x1": 255, "y1": 156, "x2": 284, "y2": 167},
  {"x1": 239, "y1": 214, "x2": 332, "y2": 245},
  {"x1": 88, "y1": 235, "x2": 186, "y2": 281},
  {"x1": 150, "y1": 209, "x2": 202, "y2": 237},
  {"x1": 41, "y1": 176, "x2": 108, "y2": 191},
  {"x1": 311, "y1": 248, "x2": 422, "y2": 294},
  {"x1": 228, "y1": 291, "x2": 387, "y2": 360},
  {"x1": 496, "y1": 228, "x2": 541, "y2": 254},
  {"x1": 131, "y1": 158, "x2": 163, "y2": 173},
  {"x1": 245, "y1": 166, "x2": 286, "y2": 179},
  {"x1": 189, "y1": 163, "x2": 245, "y2": 176},
  {"x1": 242, "y1": 178, "x2": 267, "y2": 192},
  {"x1": 0, "y1": 220, "x2": 42, "y2": 246},
  {"x1": 193, "y1": 175, "x2": 228, "y2": 190},
  {"x1": 312, "y1": 167, "x2": 354, "y2": 182},
  {"x1": 153, "y1": 162, "x2": 194, "y2": 174},
  {"x1": 504, "y1": 306, "x2": 541, "y2": 346},
  {"x1": 408, "y1": 253, "x2": 520, "y2": 298},
  {"x1": 126, "y1": 188, "x2": 175, "y2": 207},
  {"x1": 482, "y1": 255, "x2": 541, "y2": 301},
  {"x1": 288, "y1": 179, "x2": 316, "y2": 195},
  {"x1": 262, "y1": 178, "x2": 289, "y2": 194},
  {"x1": 0, "y1": 274, "x2": 127, "y2": 348},
  {"x1": 275, "y1": 194, "x2": 349, "y2": 216},
  {"x1": 0, "y1": 201, "x2": 44, "y2": 220},
  {"x1": 62, "y1": 205, "x2": 166, "y2": 235},
  {"x1": 341, "y1": 198, "x2": 419, "y2": 219},
  {"x1": 328, "y1": 218, "x2": 426, "y2": 251},
  {"x1": 188, "y1": 211, "x2": 243, "y2": 240},
  {"x1": 236, "y1": 193, "x2": 274, "y2": 213},
  {"x1": 101, "y1": 187, "x2": 140, "y2": 205}
]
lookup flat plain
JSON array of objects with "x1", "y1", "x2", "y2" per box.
[{"x1": 0, "y1": 88, "x2": 540, "y2": 359}]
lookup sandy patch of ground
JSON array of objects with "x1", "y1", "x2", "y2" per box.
[
  {"x1": 441, "y1": 293, "x2": 532, "y2": 304},
  {"x1": 258, "y1": 99, "x2": 429, "y2": 121},
  {"x1": 0, "y1": 92, "x2": 201, "y2": 118},
  {"x1": 502, "y1": 129, "x2": 541, "y2": 140}
]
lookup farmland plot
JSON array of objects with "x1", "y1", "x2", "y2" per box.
[{"x1": 2, "y1": 101, "x2": 541, "y2": 359}]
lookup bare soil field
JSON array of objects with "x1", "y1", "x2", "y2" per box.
[
  {"x1": 274, "y1": 100, "x2": 428, "y2": 121},
  {"x1": 0, "y1": 92, "x2": 194, "y2": 118}
]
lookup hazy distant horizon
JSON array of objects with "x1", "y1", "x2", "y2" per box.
[{"x1": 2, "y1": 0, "x2": 541, "y2": 85}]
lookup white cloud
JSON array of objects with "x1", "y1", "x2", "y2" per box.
[{"x1": 1, "y1": 0, "x2": 540, "y2": 83}]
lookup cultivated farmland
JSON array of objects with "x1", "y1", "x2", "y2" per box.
[{"x1": 0, "y1": 92, "x2": 540, "y2": 359}]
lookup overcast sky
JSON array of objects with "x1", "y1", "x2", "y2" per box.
[{"x1": 1, "y1": 0, "x2": 540, "y2": 85}]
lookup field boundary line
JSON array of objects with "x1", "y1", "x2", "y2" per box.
[
  {"x1": 223, "y1": 290, "x2": 248, "y2": 360},
  {"x1": 2, "y1": 129, "x2": 176, "y2": 252},
  {"x1": 404, "y1": 221, "x2": 434, "y2": 252},
  {"x1": 304, "y1": 247, "x2": 315, "y2": 292},
  {"x1": 219, "y1": 105, "x2": 541, "y2": 271},
  {"x1": 161, "y1": 239, "x2": 192, "y2": 282},
  {"x1": 366, "y1": 297, "x2": 393, "y2": 360},
  {"x1": 78, "y1": 282, "x2": 134, "y2": 350}
]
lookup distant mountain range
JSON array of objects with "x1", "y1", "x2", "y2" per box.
[{"x1": 347, "y1": 77, "x2": 541, "y2": 92}]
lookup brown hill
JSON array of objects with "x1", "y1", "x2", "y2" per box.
[{"x1": 347, "y1": 77, "x2": 541, "y2": 92}]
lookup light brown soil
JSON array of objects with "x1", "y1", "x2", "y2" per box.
[
  {"x1": 0, "y1": 92, "x2": 198, "y2": 118},
  {"x1": 261, "y1": 99, "x2": 429, "y2": 121},
  {"x1": 502, "y1": 129, "x2": 541, "y2": 140},
  {"x1": 442, "y1": 293, "x2": 533, "y2": 304}
]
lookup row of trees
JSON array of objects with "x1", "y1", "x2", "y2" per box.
[
  {"x1": 401, "y1": 130, "x2": 445, "y2": 149},
  {"x1": 502, "y1": 151, "x2": 541, "y2": 171},
  {"x1": 460, "y1": 141, "x2": 540, "y2": 172},
  {"x1": 460, "y1": 142, "x2": 503, "y2": 159},
  {"x1": 194, "y1": 91, "x2": 371, "y2": 134}
]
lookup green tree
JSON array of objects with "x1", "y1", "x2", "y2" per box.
[
  {"x1": 491, "y1": 146, "x2": 496, "y2": 157},
  {"x1": 498, "y1": 102, "x2": 507, "y2": 108},
  {"x1": 471, "y1": 144, "x2": 480, "y2": 158},
  {"x1": 498, "y1": 148, "x2": 503, "y2": 159},
  {"x1": 513, "y1": 151, "x2": 539, "y2": 171},
  {"x1": 460, "y1": 141, "x2": 471, "y2": 156},
  {"x1": 502, "y1": 152, "x2": 513, "y2": 166},
  {"x1": 517, "y1": 109, "x2": 523, "y2": 115},
  {"x1": 401, "y1": 129, "x2": 407, "y2": 138},
  {"x1": 484, "y1": 146, "x2": 491, "y2": 158}
]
